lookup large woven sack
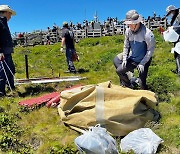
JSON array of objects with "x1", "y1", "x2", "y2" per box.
[{"x1": 58, "y1": 81, "x2": 157, "y2": 136}]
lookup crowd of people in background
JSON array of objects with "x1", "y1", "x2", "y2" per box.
[
  {"x1": 0, "y1": 3, "x2": 179, "y2": 98},
  {"x1": 14, "y1": 12, "x2": 169, "y2": 47}
]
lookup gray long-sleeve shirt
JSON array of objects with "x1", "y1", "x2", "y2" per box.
[{"x1": 123, "y1": 24, "x2": 155, "y2": 66}]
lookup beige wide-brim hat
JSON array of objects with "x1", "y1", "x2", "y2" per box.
[
  {"x1": 0, "y1": 5, "x2": 16, "y2": 15},
  {"x1": 124, "y1": 10, "x2": 143, "y2": 24}
]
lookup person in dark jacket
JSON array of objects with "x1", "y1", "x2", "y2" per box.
[
  {"x1": 60, "y1": 22, "x2": 76, "y2": 73},
  {"x1": 0, "y1": 5, "x2": 16, "y2": 96}
]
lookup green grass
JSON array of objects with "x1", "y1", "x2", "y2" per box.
[{"x1": 0, "y1": 32, "x2": 180, "y2": 153}]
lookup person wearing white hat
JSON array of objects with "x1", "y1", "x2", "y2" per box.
[
  {"x1": 165, "y1": 5, "x2": 180, "y2": 26},
  {"x1": 0, "y1": 5, "x2": 16, "y2": 96},
  {"x1": 165, "y1": 5, "x2": 180, "y2": 77},
  {"x1": 113, "y1": 10, "x2": 155, "y2": 90}
]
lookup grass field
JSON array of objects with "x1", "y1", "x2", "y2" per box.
[{"x1": 0, "y1": 31, "x2": 180, "y2": 153}]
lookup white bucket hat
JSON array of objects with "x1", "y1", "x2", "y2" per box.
[
  {"x1": 124, "y1": 10, "x2": 143, "y2": 24},
  {"x1": 0, "y1": 5, "x2": 16, "y2": 15},
  {"x1": 166, "y1": 5, "x2": 177, "y2": 16}
]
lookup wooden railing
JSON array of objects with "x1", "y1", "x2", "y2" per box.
[{"x1": 13, "y1": 18, "x2": 168, "y2": 46}]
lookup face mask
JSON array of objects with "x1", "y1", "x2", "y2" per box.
[{"x1": 169, "y1": 13, "x2": 174, "y2": 18}]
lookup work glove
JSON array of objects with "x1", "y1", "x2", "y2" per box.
[
  {"x1": 60, "y1": 47, "x2": 65, "y2": 52},
  {"x1": 0, "y1": 53, "x2": 4, "y2": 61},
  {"x1": 137, "y1": 64, "x2": 144, "y2": 73},
  {"x1": 122, "y1": 60, "x2": 127, "y2": 69}
]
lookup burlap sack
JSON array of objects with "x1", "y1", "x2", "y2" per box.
[{"x1": 58, "y1": 81, "x2": 157, "y2": 136}]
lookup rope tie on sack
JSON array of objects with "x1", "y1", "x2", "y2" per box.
[{"x1": 95, "y1": 86, "x2": 105, "y2": 125}]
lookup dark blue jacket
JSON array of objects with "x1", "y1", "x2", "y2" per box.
[{"x1": 0, "y1": 16, "x2": 13, "y2": 54}]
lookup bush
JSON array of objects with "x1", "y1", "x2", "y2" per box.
[
  {"x1": 148, "y1": 66, "x2": 180, "y2": 101},
  {"x1": 49, "y1": 144, "x2": 77, "y2": 154}
]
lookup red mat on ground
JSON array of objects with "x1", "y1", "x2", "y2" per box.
[
  {"x1": 19, "y1": 92, "x2": 60, "y2": 107},
  {"x1": 19, "y1": 84, "x2": 82, "y2": 108}
]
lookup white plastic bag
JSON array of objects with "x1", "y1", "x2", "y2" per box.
[
  {"x1": 75, "y1": 124, "x2": 119, "y2": 154},
  {"x1": 171, "y1": 42, "x2": 180, "y2": 54},
  {"x1": 163, "y1": 26, "x2": 179, "y2": 42},
  {"x1": 174, "y1": 42, "x2": 180, "y2": 54},
  {"x1": 120, "y1": 128, "x2": 163, "y2": 154}
]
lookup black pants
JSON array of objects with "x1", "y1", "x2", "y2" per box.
[
  {"x1": 65, "y1": 48, "x2": 76, "y2": 72},
  {"x1": 174, "y1": 51, "x2": 180, "y2": 76},
  {"x1": 114, "y1": 56, "x2": 151, "y2": 90},
  {"x1": 0, "y1": 54, "x2": 15, "y2": 95}
]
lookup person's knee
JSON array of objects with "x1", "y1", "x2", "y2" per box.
[
  {"x1": 113, "y1": 56, "x2": 118, "y2": 66},
  {"x1": 113, "y1": 56, "x2": 122, "y2": 68},
  {"x1": 116, "y1": 66, "x2": 125, "y2": 75}
]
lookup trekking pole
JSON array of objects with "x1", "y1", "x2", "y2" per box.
[
  {"x1": 0, "y1": 61, "x2": 13, "y2": 92},
  {"x1": 4, "y1": 60, "x2": 15, "y2": 79}
]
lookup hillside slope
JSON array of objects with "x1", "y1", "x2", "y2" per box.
[{"x1": 0, "y1": 32, "x2": 179, "y2": 153}]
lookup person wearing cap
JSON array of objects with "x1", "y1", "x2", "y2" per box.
[
  {"x1": 113, "y1": 10, "x2": 155, "y2": 90},
  {"x1": 165, "y1": 5, "x2": 180, "y2": 77},
  {"x1": 60, "y1": 22, "x2": 76, "y2": 73},
  {"x1": 0, "y1": 5, "x2": 16, "y2": 96},
  {"x1": 165, "y1": 5, "x2": 180, "y2": 26}
]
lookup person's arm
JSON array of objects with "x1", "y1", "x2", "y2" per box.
[
  {"x1": 0, "y1": 24, "x2": 5, "y2": 61},
  {"x1": 60, "y1": 37, "x2": 65, "y2": 52},
  {"x1": 0, "y1": 52, "x2": 4, "y2": 61},
  {"x1": 139, "y1": 29, "x2": 155, "y2": 66},
  {"x1": 60, "y1": 29, "x2": 66, "y2": 51},
  {"x1": 123, "y1": 29, "x2": 130, "y2": 61},
  {"x1": 61, "y1": 37, "x2": 65, "y2": 47}
]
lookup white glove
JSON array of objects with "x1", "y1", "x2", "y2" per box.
[
  {"x1": 60, "y1": 47, "x2": 65, "y2": 52},
  {"x1": 122, "y1": 60, "x2": 127, "y2": 69},
  {"x1": 0, "y1": 53, "x2": 4, "y2": 61},
  {"x1": 137, "y1": 64, "x2": 144, "y2": 73}
]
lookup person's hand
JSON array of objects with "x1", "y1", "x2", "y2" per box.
[
  {"x1": 60, "y1": 47, "x2": 65, "y2": 52},
  {"x1": 122, "y1": 60, "x2": 127, "y2": 69},
  {"x1": 137, "y1": 64, "x2": 144, "y2": 73},
  {"x1": 0, "y1": 53, "x2": 4, "y2": 61}
]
